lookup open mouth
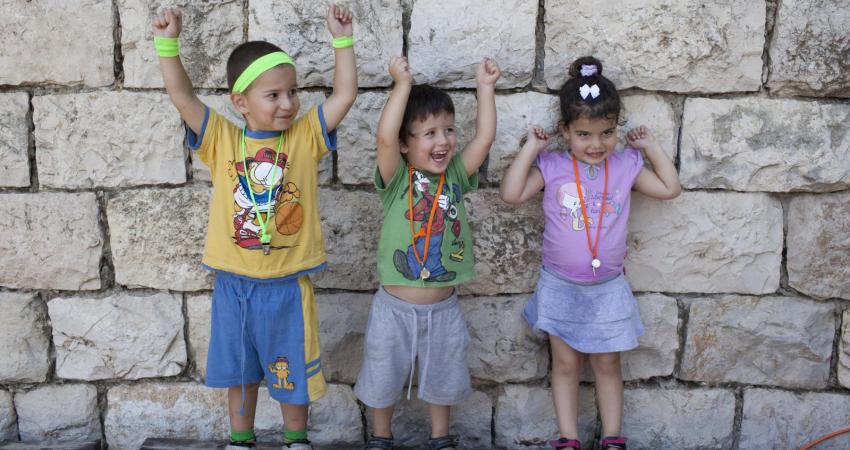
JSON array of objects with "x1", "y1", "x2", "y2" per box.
[{"x1": 431, "y1": 150, "x2": 449, "y2": 164}]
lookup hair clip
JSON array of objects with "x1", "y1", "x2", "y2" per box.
[
  {"x1": 580, "y1": 64, "x2": 597, "y2": 77},
  {"x1": 579, "y1": 84, "x2": 600, "y2": 99}
]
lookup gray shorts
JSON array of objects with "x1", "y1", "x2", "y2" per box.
[{"x1": 354, "y1": 286, "x2": 471, "y2": 407}]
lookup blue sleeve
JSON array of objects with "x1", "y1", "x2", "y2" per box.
[
  {"x1": 185, "y1": 106, "x2": 210, "y2": 151},
  {"x1": 317, "y1": 104, "x2": 337, "y2": 152}
]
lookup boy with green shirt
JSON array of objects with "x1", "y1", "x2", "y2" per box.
[{"x1": 354, "y1": 56, "x2": 501, "y2": 450}]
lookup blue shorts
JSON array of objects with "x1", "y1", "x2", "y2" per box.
[{"x1": 205, "y1": 271, "x2": 327, "y2": 404}]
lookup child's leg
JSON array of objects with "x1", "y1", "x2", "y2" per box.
[
  {"x1": 280, "y1": 402, "x2": 309, "y2": 443},
  {"x1": 227, "y1": 383, "x2": 260, "y2": 436},
  {"x1": 588, "y1": 352, "x2": 623, "y2": 440},
  {"x1": 549, "y1": 335, "x2": 583, "y2": 440},
  {"x1": 371, "y1": 405, "x2": 395, "y2": 438},
  {"x1": 428, "y1": 403, "x2": 450, "y2": 438}
]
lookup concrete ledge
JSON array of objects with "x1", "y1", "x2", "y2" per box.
[{"x1": 0, "y1": 440, "x2": 101, "y2": 450}]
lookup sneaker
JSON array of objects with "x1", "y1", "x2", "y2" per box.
[
  {"x1": 226, "y1": 443, "x2": 256, "y2": 450},
  {"x1": 283, "y1": 441, "x2": 312, "y2": 449}
]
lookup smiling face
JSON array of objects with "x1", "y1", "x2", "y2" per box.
[
  {"x1": 562, "y1": 115, "x2": 618, "y2": 165},
  {"x1": 401, "y1": 112, "x2": 457, "y2": 174},
  {"x1": 232, "y1": 65, "x2": 300, "y2": 131}
]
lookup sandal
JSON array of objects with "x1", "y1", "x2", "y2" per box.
[
  {"x1": 549, "y1": 437, "x2": 581, "y2": 449},
  {"x1": 600, "y1": 436, "x2": 627, "y2": 450},
  {"x1": 364, "y1": 435, "x2": 394, "y2": 450},
  {"x1": 428, "y1": 434, "x2": 459, "y2": 450}
]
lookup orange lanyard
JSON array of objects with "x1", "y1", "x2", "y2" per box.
[
  {"x1": 407, "y1": 164, "x2": 445, "y2": 279},
  {"x1": 571, "y1": 156, "x2": 608, "y2": 276}
]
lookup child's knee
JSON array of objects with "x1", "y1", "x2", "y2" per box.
[{"x1": 589, "y1": 353, "x2": 621, "y2": 375}]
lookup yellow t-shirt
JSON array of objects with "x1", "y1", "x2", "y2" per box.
[{"x1": 190, "y1": 105, "x2": 335, "y2": 278}]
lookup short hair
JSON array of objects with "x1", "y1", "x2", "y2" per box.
[
  {"x1": 226, "y1": 41, "x2": 289, "y2": 91},
  {"x1": 557, "y1": 56, "x2": 621, "y2": 126},
  {"x1": 399, "y1": 85, "x2": 455, "y2": 142}
]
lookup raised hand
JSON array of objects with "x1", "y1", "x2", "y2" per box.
[
  {"x1": 326, "y1": 3, "x2": 354, "y2": 38},
  {"x1": 476, "y1": 57, "x2": 501, "y2": 86},
  {"x1": 626, "y1": 125, "x2": 659, "y2": 151},
  {"x1": 525, "y1": 125, "x2": 551, "y2": 153},
  {"x1": 388, "y1": 56, "x2": 413, "y2": 85},
  {"x1": 152, "y1": 7, "x2": 182, "y2": 38}
]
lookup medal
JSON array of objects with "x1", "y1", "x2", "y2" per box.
[
  {"x1": 571, "y1": 155, "x2": 609, "y2": 277},
  {"x1": 407, "y1": 164, "x2": 445, "y2": 282}
]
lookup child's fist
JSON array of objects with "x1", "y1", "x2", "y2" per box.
[
  {"x1": 476, "y1": 57, "x2": 501, "y2": 86},
  {"x1": 327, "y1": 3, "x2": 354, "y2": 38},
  {"x1": 626, "y1": 125, "x2": 659, "y2": 151},
  {"x1": 525, "y1": 125, "x2": 551, "y2": 151},
  {"x1": 152, "y1": 7, "x2": 182, "y2": 38},
  {"x1": 389, "y1": 56, "x2": 413, "y2": 85}
]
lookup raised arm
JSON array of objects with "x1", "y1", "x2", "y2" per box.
[
  {"x1": 499, "y1": 126, "x2": 547, "y2": 205},
  {"x1": 628, "y1": 126, "x2": 682, "y2": 200},
  {"x1": 461, "y1": 58, "x2": 501, "y2": 176},
  {"x1": 321, "y1": 3, "x2": 358, "y2": 131},
  {"x1": 152, "y1": 8, "x2": 205, "y2": 135},
  {"x1": 375, "y1": 57, "x2": 412, "y2": 185}
]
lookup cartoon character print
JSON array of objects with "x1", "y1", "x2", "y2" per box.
[
  {"x1": 557, "y1": 182, "x2": 620, "y2": 231},
  {"x1": 268, "y1": 356, "x2": 295, "y2": 390},
  {"x1": 231, "y1": 148, "x2": 303, "y2": 251},
  {"x1": 393, "y1": 170, "x2": 463, "y2": 282}
]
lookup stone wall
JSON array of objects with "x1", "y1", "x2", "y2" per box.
[{"x1": 1, "y1": 0, "x2": 849, "y2": 449}]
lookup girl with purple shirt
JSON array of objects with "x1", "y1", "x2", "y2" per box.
[{"x1": 500, "y1": 56, "x2": 681, "y2": 450}]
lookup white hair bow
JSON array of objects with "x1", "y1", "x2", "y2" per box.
[{"x1": 579, "y1": 84, "x2": 600, "y2": 99}]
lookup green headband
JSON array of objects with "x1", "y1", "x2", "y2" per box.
[{"x1": 231, "y1": 51, "x2": 295, "y2": 93}]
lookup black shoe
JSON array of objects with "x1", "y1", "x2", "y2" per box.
[{"x1": 393, "y1": 249, "x2": 417, "y2": 280}]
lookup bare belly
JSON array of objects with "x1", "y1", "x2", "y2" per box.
[{"x1": 383, "y1": 285, "x2": 455, "y2": 305}]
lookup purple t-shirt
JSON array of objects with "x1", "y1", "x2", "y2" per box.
[{"x1": 536, "y1": 148, "x2": 644, "y2": 283}]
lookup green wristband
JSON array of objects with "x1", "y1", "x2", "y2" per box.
[
  {"x1": 154, "y1": 36, "x2": 179, "y2": 57},
  {"x1": 332, "y1": 35, "x2": 354, "y2": 49}
]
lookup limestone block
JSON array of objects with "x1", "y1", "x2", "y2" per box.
[
  {"x1": 33, "y1": 92, "x2": 186, "y2": 189},
  {"x1": 186, "y1": 293, "x2": 211, "y2": 381},
  {"x1": 0, "y1": 0, "x2": 113, "y2": 86},
  {"x1": 741, "y1": 388, "x2": 850, "y2": 450},
  {"x1": 366, "y1": 390, "x2": 492, "y2": 449},
  {"x1": 254, "y1": 384, "x2": 363, "y2": 448},
  {"x1": 620, "y1": 94, "x2": 677, "y2": 164},
  {"x1": 495, "y1": 385, "x2": 596, "y2": 449},
  {"x1": 681, "y1": 296, "x2": 834, "y2": 388},
  {"x1": 626, "y1": 192, "x2": 783, "y2": 294},
  {"x1": 487, "y1": 93, "x2": 560, "y2": 184},
  {"x1": 680, "y1": 98, "x2": 850, "y2": 192},
  {"x1": 787, "y1": 192, "x2": 850, "y2": 300},
  {"x1": 409, "y1": 0, "x2": 535, "y2": 88},
  {"x1": 0, "y1": 92, "x2": 30, "y2": 187},
  {"x1": 623, "y1": 388, "x2": 735, "y2": 449},
  {"x1": 841, "y1": 310, "x2": 850, "y2": 388},
  {"x1": 462, "y1": 190, "x2": 544, "y2": 295},
  {"x1": 192, "y1": 92, "x2": 330, "y2": 185},
  {"x1": 108, "y1": 186, "x2": 214, "y2": 291},
  {"x1": 250, "y1": 0, "x2": 402, "y2": 88},
  {"x1": 544, "y1": 0, "x2": 764, "y2": 93},
  {"x1": 622, "y1": 294, "x2": 678, "y2": 380},
  {"x1": 0, "y1": 193, "x2": 102, "y2": 291},
  {"x1": 49, "y1": 292, "x2": 186, "y2": 381},
  {"x1": 16, "y1": 384, "x2": 101, "y2": 441},
  {"x1": 767, "y1": 0, "x2": 850, "y2": 98},
  {"x1": 337, "y1": 92, "x2": 478, "y2": 185},
  {"x1": 462, "y1": 295, "x2": 548, "y2": 383},
  {"x1": 105, "y1": 383, "x2": 228, "y2": 450},
  {"x1": 120, "y1": 0, "x2": 243, "y2": 89},
  {"x1": 312, "y1": 189, "x2": 381, "y2": 291},
  {"x1": 0, "y1": 390, "x2": 14, "y2": 440},
  {"x1": 316, "y1": 292, "x2": 372, "y2": 384},
  {"x1": 0, "y1": 293, "x2": 49, "y2": 383}
]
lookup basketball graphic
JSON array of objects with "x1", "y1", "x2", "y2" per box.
[{"x1": 276, "y1": 202, "x2": 303, "y2": 235}]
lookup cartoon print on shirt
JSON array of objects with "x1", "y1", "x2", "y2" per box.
[
  {"x1": 393, "y1": 170, "x2": 462, "y2": 282},
  {"x1": 557, "y1": 182, "x2": 590, "y2": 231},
  {"x1": 231, "y1": 148, "x2": 302, "y2": 250}
]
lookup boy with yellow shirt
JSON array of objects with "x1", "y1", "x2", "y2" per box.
[{"x1": 152, "y1": 4, "x2": 356, "y2": 449}]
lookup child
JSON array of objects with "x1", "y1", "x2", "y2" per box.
[
  {"x1": 500, "y1": 56, "x2": 681, "y2": 450},
  {"x1": 152, "y1": 5, "x2": 357, "y2": 449},
  {"x1": 353, "y1": 56, "x2": 500, "y2": 450}
]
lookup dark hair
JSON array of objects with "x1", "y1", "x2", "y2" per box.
[
  {"x1": 557, "y1": 56, "x2": 620, "y2": 126},
  {"x1": 399, "y1": 84, "x2": 455, "y2": 142},
  {"x1": 226, "y1": 41, "x2": 290, "y2": 91}
]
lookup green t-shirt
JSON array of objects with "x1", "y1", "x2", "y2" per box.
[{"x1": 375, "y1": 154, "x2": 478, "y2": 287}]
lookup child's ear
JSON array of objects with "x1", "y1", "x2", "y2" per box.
[
  {"x1": 230, "y1": 92, "x2": 249, "y2": 115},
  {"x1": 399, "y1": 139, "x2": 409, "y2": 154}
]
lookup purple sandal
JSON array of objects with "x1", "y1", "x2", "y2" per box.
[
  {"x1": 549, "y1": 437, "x2": 581, "y2": 449},
  {"x1": 599, "y1": 436, "x2": 627, "y2": 450}
]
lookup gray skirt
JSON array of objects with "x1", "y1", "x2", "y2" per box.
[{"x1": 523, "y1": 267, "x2": 644, "y2": 353}]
